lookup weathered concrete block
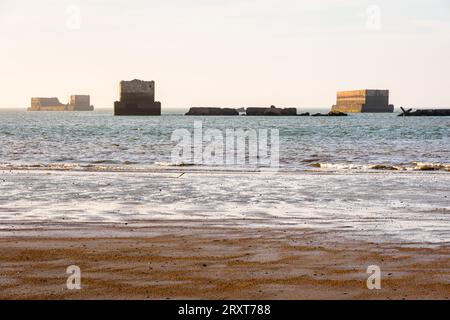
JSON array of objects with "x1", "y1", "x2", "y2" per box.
[
  {"x1": 68, "y1": 95, "x2": 94, "y2": 111},
  {"x1": 399, "y1": 109, "x2": 450, "y2": 116},
  {"x1": 114, "y1": 79, "x2": 161, "y2": 116},
  {"x1": 331, "y1": 89, "x2": 394, "y2": 113},
  {"x1": 246, "y1": 106, "x2": 297, "y2": 116},
  {"x1": 312, "y1": 111, "x2": 348, "y2": 117},
  {"x1": 28, "y1": 96, "x2": 94, "y2": 111},
  {"x1": 185, "y1": 107, "x2": 238, "y2": 116}
]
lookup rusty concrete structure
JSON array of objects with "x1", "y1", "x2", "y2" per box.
[
  {"x1": 28, "y1": 95, "x2": 94, "y2": 111},
  {"x1": 331, "y1": 90, "x2": 394, "y2": 113},
  {"x1": 246, "y1": 106, "x2": 297, "y2": 116},
  {"x1": 114, "y1": 79, "x2": 161, "y2": 116},
  {"x1": 186, "y1": 107, "x2": 238, "y2": 116}
]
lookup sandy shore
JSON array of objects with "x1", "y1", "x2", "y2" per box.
[{"x1": 0, "y1": 222, "x2": 448, "y2": 300}]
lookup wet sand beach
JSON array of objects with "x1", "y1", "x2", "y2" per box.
[
  {"x1": 1, "y1": 169, "x2": 449, "y2": 243},
  {"x1": 0, "y1": 222, "x2": 449, "y2": 300},
  {"x1": 0, "y1": 169, "x2": 449, "y2": 300}
]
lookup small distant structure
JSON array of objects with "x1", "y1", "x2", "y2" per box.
[
  {"x1": 246, "y1": 106, "x2": 297, "y2": 116},
  {"x1": 114, "y1": 79, "x2": 161, "y2": 116},
  {"x1": 68, "y1": 95, "x2": 94, "y2": 111},
  {"x1": 28, "y1": 95, "x2": 94, "y2": 111},
  {"x1": 331, "y1": 90, "x2": 394, "y2": 113},
  {"x1": 186, "y1": 107, "x2": 238, "y2": 116}
]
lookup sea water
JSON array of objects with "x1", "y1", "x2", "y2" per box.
[
  {"x1": 0, "y1": 110, "x2": 449, "y2": 245},
  {"x1": 0, "y1": 110, "x2": 448, "y2": 171}
]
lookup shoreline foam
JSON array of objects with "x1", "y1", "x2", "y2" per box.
[{"x1": 1, "y1": 161, "x2": 450, "y2": 173}]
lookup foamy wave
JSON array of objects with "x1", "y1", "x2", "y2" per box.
[
  {"x1": 0, "y1": 163, "x2": 140, "y2": 172},
  {"x1": 309, "y1": 163, "x2": 370, "y2": 170},
  {"x1": 1, "y1": 161, "x2": 449, "y2": 173},
  {"x1": 309, "y1": 162, "x2": 450, "y2": 172},
  {"x1": 412, "y1": 162, "x2": 450, "y2": 171}
]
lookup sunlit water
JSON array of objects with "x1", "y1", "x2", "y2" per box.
[
  {"x1": 0, "y1": 110, "x2": 449, "y2": 244},
  {"x1": 0, "y1": 110, "x2": 449, "y2": 171}
]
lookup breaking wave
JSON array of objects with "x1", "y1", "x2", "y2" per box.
[
  {"x1": 308, "y1": 162, "x2": 450, "y2": 172},
  {"x1": 1, "y1": 161, "x2": 449, "y2": 173}
]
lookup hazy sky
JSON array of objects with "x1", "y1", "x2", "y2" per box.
[{"x1": 1, "y1": 0, "x2": 450, "y2": 110}]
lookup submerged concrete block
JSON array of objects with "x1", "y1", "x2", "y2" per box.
[
  {"x1": 312, "y1": 111, "x2": 348, "y2": 117},
  {"x1": 246, "y1": 106, "x2": 297, "y2": 116},
  {"x1": 399, "y1": 109, "x2": 450, "y2": 116},
  {"x1": 185, "y1": 107, "x2": 238, "y2": 116}
]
